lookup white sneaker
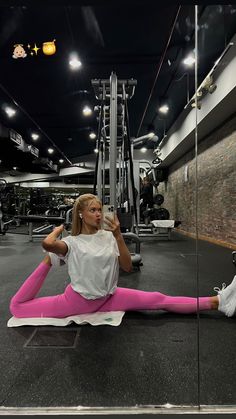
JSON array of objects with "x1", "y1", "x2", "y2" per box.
[
  {"x1": 49, "y1": 252, "x2": 66, "y2": 268},
  {"x1": 214, "y1": 275, "x2": 236, "y2": 317}
]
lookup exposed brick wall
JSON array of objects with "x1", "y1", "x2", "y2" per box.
[{"x1": 158, "y1": 113, "x2": 236, "y2": 247}]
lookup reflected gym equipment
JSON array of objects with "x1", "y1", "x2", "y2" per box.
[
  {"x1": 14, "y1": 215, "x2": 65, "y2": 242},
  {"x1": 233, "y1": 251, "x2": 236, "y2": 267},
  {"x1": 92, "y1": 73, "x2": 142, "y2": 268},
  {"x1": 153, "y1": 194, "x2": 164, "y2": 206},
  {"x1": 152, "y1": 207, "x2": 170, "y2": 220},
  {"x1": 0, "y1": 179, "x2": 7, "y2": 234}
]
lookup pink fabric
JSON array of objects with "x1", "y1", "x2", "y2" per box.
[{"x1": 10, "y1": 261, "x2": 212, "y2": 318}]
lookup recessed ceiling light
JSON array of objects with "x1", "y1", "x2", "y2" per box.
[
  {"x1": 159, "y1": 104, "x2": 169, "y2": 114},
  {"x1": 13, "y1": 166, "x2": 17, "y2": 170},
  {"x1": 183, "y1": 55, "x2": 195, "y2": 66},
  {"x1": 59, "y1": 159, "x2": 64, "y2": 163},
  {"x1": 89, "y1": 132, "x2": 96, "y2": 139},
  {"x1": 48, "y1": 148, "x2": 54, "y2": 154},
  {"x1": 94, "y1": 148, "x2": 99, "y2": 153},
  {"x1": 5, "y1": 106, "x2": 16, "y2": 117},
  {"x1": 83, "y1": 106, "x2": 92, "y2": 116},
  {"x1": 69, "y1": 56, "x2": 82, "y2": 70},
  {"x1": 31, "y1": 133, "x2": 39, "y2": 140}
]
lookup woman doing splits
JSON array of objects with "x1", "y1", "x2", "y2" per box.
[{"x1": 10, "y1": 194, "x2": 236, "y2": 319}]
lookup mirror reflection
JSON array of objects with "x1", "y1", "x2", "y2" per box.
[
  {"x1": 0, "y1": 2, "x2": 235, "y2": 414},
  {"x1": 196, "y1": 5, "x2": 236, "y2": 407}
]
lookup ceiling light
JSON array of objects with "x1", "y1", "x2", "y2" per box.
[
  {"x1": 48, "y1": 148, "x2": 54, "y2": 154},
  {"x1": 83, "y1": 106, "x2": 92, "y2": 116},
  {"x1": 5, "y1": 106, "x2": 16, "y2": 118},
  {"x1": 13, "y1": 166, "x2": 17, "y2": 170},
  {"x1": 69, "y1": 56, "x2": 82, "y2": 70},
  {"x1": 183, "y1": 55, "x2": 195, "y2": 67},
  {"x1": 94, "y1": 148, "x2": 99, "y2": 153},
  {"x1": 31, "y1": 133, "x2": 39, "y2": 140},
  {"x1": 159, "y1": 104, "x2": 169, "y2": 114},
  {"x1": 89, "y1": 132, "x2": 96, "y2": 139},
  {"x1": 140, "y1": 147, "x2": 147, "y2": 153},
  {"x1": 59, "y1": 159, "x2": 64, "y2": 163}
]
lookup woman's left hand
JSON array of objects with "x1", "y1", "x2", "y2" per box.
[{"x1": 104, "y1": 213, "x2": 121, "y2": 239}]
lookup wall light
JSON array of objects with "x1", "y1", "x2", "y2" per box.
[
  {"x1": 191, "y1": 101, "x2": 202, "y2": 110},
  {"x1": 201, "y1": 75, "x2": 217, "y2": 94}
]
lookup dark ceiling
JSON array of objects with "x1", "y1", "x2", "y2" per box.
[{"x1": 0, "y1": 1, "x2": 236, "y2": 176}]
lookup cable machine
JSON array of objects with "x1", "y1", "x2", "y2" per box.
[{"x1": 92, "y1": 72, "x2": 142, "y2": 269}]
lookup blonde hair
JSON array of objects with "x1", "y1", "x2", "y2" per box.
[{"x1": 71, "y1": 193, "x2": 102, "y2": 236}]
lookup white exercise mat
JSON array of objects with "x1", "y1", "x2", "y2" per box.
[{"x1": 7, "y1": 311, "x2": 125, "y2": 327}]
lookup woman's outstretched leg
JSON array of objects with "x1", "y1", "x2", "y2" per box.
[
  {"x1": 98, "y1": 287, "x2": 218, "y2": 314},
  {"x1": 99, "y1": 275, "x2": 236, "y2": 316}
]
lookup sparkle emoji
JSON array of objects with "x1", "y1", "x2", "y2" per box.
[
  {"x1": 42, "y1": 39, "x2": 56, "y2": 56},
  {"x1": 32, "y1": 43, "x2": 40, "y2": 55},
  {"x1": 12, "y1": 44, "x2": 27, "y2": 59}
]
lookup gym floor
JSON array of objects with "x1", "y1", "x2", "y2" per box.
[{"x1": 0, "y1": 230, "x2": 235, "y2": 409}]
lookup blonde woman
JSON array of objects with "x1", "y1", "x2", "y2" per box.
[{"x1": 10, "y1": 194, "x2": 236, "y2": 319}]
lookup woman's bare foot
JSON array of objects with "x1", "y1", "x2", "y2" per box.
[{"x1": 43, "y1": 255, "x2": 52, "y2": 266}]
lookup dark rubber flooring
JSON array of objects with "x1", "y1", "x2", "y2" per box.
[{"x1": 0, "y1": 231, "x2": 235, "y2": 408}]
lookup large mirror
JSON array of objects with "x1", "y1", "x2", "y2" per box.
[
  {"x1": 3, "y1": 2, "x2": 235, "y2": 414},
  {"x1": 196, "y1": 5, "x2": 236, "y2": 409}
]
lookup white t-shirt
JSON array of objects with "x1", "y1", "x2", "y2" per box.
[{"x1": 61, "y1": 230, "x2": 120, "y2": 300}]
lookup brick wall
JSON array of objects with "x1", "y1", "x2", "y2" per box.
[{"x1": 158, "y1": 113, "x2": 236, "y2": 247}]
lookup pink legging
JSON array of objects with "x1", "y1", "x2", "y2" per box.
[{"x1": 10, "y1": 261, "x2": 212, "y2": 318}]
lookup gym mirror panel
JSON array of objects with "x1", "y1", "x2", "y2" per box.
[
  {"x1": 196, "y1": 5, "x2": 236, "y2": 409},
  {"x1": 0, "y1": 3, "x2": 203, "y2": 414}
]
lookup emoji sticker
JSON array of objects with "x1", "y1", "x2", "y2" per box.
[
  {"x1": 31, "y1": 43, "x2": 40, "y2": 55},
  {"x1": 12, "y1": 40, "x2": 57, "y2": 58},
  {"x1": 12, "y1": 44, "x2": 27, "y2": 59},
  {"x1": 42, "y1": 39, "x2": 56, "y2": 55}
]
